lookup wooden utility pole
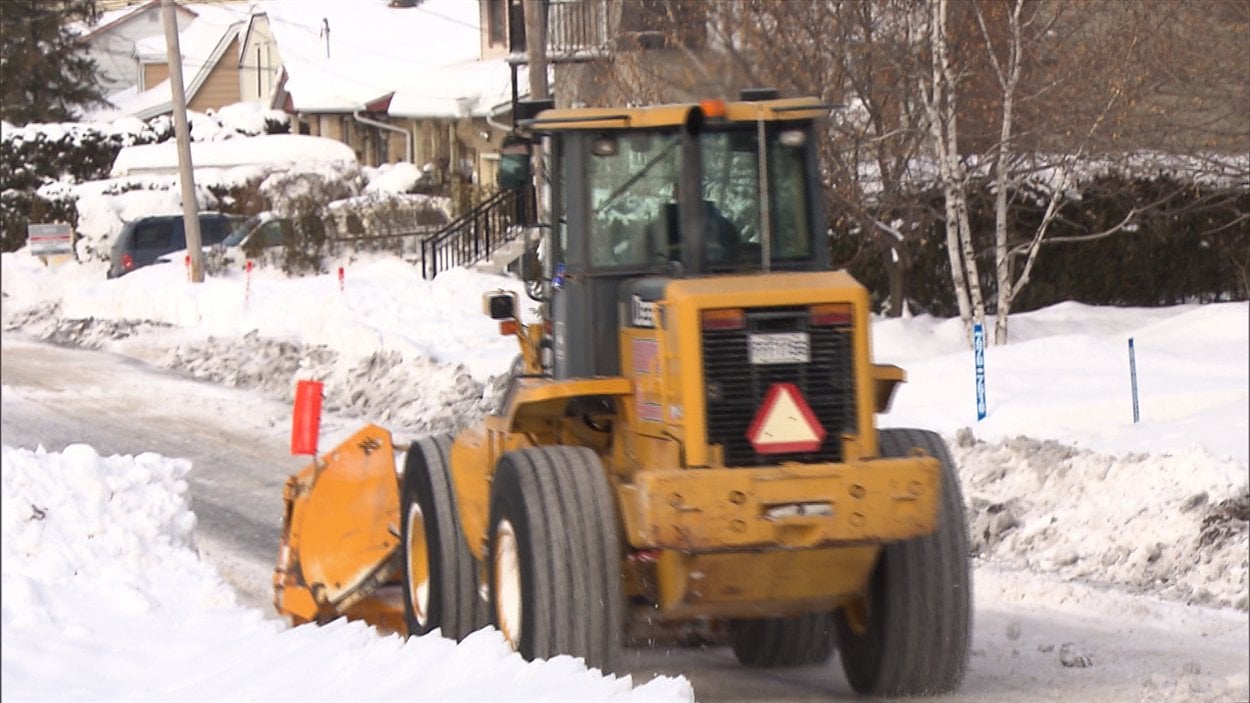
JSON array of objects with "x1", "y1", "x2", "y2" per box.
[
  {"x1": 162, "y1": 0, "x2": 204, "y2": 283},
  {"x1": 523, "y1": 0, "x2": 549, "y2": 101},
  {"x1": 523, "y1": 0, "x2": 550, "y2": 225}
]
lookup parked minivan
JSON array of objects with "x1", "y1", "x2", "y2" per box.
[{"x1": 107, "y1": 213, "x2": 243, "y2": 278}]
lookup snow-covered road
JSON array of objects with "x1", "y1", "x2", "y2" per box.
[{"x1": 1, "y1": 336, "x2": 291, "y2": 609}]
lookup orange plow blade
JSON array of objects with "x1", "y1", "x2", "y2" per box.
[{"x1": 273, "y1": 424, "x2": 405, "y2": 629}]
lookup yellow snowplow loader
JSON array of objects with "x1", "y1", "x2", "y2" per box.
[{"x1": 274, "y1": 93, "x2": 971, "y2": 696}]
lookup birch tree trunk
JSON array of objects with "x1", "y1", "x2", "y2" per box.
[
  {"x1": 924, "y1": 0, "x2": 983, "y2": 345},
  {"x1": 975, "y1": 0, "x2": 1137, "y2": 344},
  {"x1": 982, "y1": 0, "x2": 1024, "y2": 345}
]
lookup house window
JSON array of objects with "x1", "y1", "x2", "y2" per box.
[
  {"x1": 265, "y1": 46, "x2": 274, "y2": 94},
  {"x1": 487, "y1": 0, "x2": 506, "y2": 46},
  {"x1": 376, "y1": 132, "x2": 389, "y2": 166},
  {"x1": 508, "y1": 0, "x2": 526, "y2": 53}
]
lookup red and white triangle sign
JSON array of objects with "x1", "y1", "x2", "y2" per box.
[{"x1": 746, "y1": 382, "x2": 826, "y2": 454}]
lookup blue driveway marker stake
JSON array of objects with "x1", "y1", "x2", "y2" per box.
[
  {"x1": 1129, "y1": 338, "x2": 1140, "y2": 423},
  {"x1": 974, "y1": 323, "x2": 987, "y2": 421}
]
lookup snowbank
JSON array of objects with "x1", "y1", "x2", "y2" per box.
[
  {"x1": 956, "y1": 435, "x2": 1248, "y2": 610},
  {"x1": 0, "y1": 445, "x2": 693, "y2": 702}
]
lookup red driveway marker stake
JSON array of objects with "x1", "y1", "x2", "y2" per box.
[
  {"x1": 245, "y1": 260, "x2": 253, "y2": 304},
  {"x1": 338, "y1": 266, "x2": 345, "y2": 293},
  {"x1": 290, "y1": 379, "x2": 323, "y2": 456}
]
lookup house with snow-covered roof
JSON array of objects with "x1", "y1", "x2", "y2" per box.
[
  {"x1": 126, "y1": 7, "x2": 246, "y2": 119},
  {"x1": 79, "y1": 0, "x2": 523, "y2": 218},
  {"x1": 79, "y1": 1, "x2": 253, "y2": 121},
  {"x1": 241, "y1": 0, "x2": 521, "y2": 211},
  {"x1": 74, "y1": 0, "x2": 198, "y2": 95}
]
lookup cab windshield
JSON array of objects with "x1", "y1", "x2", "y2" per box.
[{"x1": 586, "y1": 124, "x2": 816, "y2": 271}]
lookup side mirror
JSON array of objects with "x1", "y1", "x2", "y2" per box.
[
  {"x1": 484, "y1": 290, "x2": 517, "y2": 320},
  {"x1": 498, "y1": 135, "x2": 533, "y2": 191},
  {"x1": 498, "y1": 151, "x2": 531, "y2": 191}
]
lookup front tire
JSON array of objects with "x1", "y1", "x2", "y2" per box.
[
  {"x1": 400, "y1": 435, "x2": 486, "y2": 641},
  {"x1": 835, "y1": 428, "x2": 972, "y2": 696},
  {"x1": 487, "y1": 446, "x2": 624, "y2": 673}
]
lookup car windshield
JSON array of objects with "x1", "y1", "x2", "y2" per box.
[
  {"x1": 222, "y1": 217, "x2": 259, "y2": 247},
  {"x1": 586, "y1": 125, "x2": 815, "y2": 270}
]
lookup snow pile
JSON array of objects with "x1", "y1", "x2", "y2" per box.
[
  {"x1": 0, "y1": 445, "x2": 229, "y2": 616},
  {"x1": 0, "y1": 445, "x2": 693, "y2": 702},
  {"x1": 363, "y1": 162, "x2": 427, "y2": 194},
  {"x1": 956, "y1": 435, "x2": 1248, "y2": 610},
  {"x1": 1, "y1": 253, "x2": 525, "y2": 440},
  {"x1": 163, "y1": 333, "x2": 499, "y2": 439},
  {"x1": 211, "y1": 102, "x2": 291, "y2": 137}
]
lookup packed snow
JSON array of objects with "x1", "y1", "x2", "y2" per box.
[{"x1": 2, "y1": 215, "x2": 1247, "y2": 700}]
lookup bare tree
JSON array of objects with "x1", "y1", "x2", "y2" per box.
[
  {"x1": 919, "y1": 0, "x2": 982, "y2": 338},
  {"x1": 918, "y1": 0, "x2": 1246, "y2": 344}
]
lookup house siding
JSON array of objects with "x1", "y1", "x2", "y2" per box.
[
  {"x1": 143, "y1": 62, "x2": 170, "y2": 91},
  {"x1": 238, "y1": 14, "x2": 281, "y2": 106},
  {"x1": 188, "y1": 36, "x2": 242, "y2": 112}
]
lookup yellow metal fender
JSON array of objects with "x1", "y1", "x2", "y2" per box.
[
  {"x1": 450, "y1": 377, "x2": 633, "y2": 561},
  {"x1": 274, "y1": 424, "x2": 402, "y2": 622},
  {"x1": 872, "y1": 363, "x2": 907, "y2": 413}
]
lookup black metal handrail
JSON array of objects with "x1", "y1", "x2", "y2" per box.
[{"x1": 419, "y1": 186, "x2": 535, "y2": 280}]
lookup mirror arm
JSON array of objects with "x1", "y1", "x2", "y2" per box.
[{"x1": 521, "y1": 223, "x2": 552, "y2": 303}]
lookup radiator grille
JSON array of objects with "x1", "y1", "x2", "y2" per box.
[{"x1": 702, "y1": 307, "x2": 855, "y2": 466}]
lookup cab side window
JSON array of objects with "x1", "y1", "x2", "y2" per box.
[{"x1": 588, "y1": 132, "x2": 680, "y2": 268}]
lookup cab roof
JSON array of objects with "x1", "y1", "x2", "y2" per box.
[{"x1": 523, "y1": 96, "x2": 829, "y2": 132}]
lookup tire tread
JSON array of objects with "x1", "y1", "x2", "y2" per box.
[
  {"x1": 488, "y1": 446, "x2": 624, "y2": 672},
  {"x1": 836, "y1": 428, "x2": 972, "y2": 696}
]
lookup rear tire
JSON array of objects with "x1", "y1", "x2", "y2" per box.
[
  {"x1": 487, "y1": 446, "x2": 624, "y2": 673},
  {"x1": 729, "y1": 612, "x2": 836, "y2": 668},
  {"x1": 835, "y1": 428, "x2": 972, "y2": 696},
  {"x1": 400, "y1": 435, "x2": 486, "y2": 641}
]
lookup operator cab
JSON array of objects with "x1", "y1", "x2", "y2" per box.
[
  {"x1": 577, "y1": 124, "x2": 828, "y2": 275},
  {"x1": 517, "y1": 95, "x2": 832, "y2": 378}
]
